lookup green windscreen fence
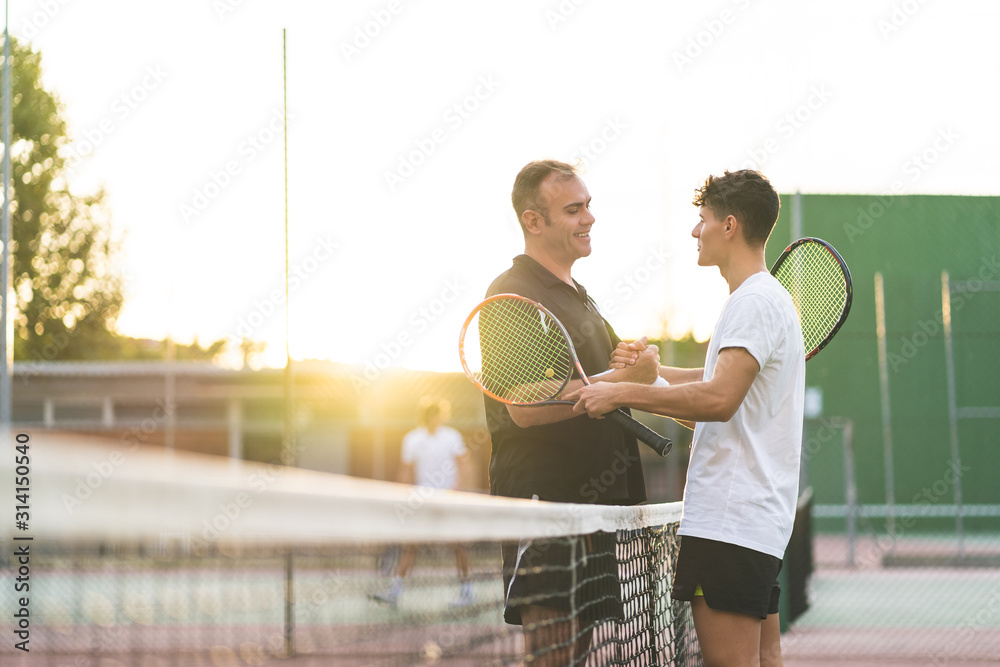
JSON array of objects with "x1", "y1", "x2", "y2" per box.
[{"x1": 771, "y1": 194, "x2": 1000, "y2": 535}]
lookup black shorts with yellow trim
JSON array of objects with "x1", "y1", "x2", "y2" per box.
[{"x1": 670, "y1": 535, "x2": 782, "y2": 620}]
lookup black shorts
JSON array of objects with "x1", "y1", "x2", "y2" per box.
[
  {"x1": 670, "y1": 535, "x2": 782, "y2": 619},
  {"x1": 501, "y1": 532, "x2": 622, "y2": 626}
]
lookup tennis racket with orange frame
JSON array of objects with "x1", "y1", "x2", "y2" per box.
[{"x1": 459, "y1": 293, "x2": 673, "y2": 457}]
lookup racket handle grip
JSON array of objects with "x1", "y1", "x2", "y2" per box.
[{"x1": 607, "y1": 409, "x2": 673, "y2": 457}]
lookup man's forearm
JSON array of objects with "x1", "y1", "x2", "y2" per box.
[
  {"x1": 506, "y1": 365, "x2": 653, "y2": 427},
  {"x1": 506, "y1": 378, "x2": 585, "y2": 427}
]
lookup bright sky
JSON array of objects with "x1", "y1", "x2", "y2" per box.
[{"x1": 13, "y1": 0, "x2": 1000, "y2": 372}]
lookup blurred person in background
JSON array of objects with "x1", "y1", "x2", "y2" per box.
[{"x1": 371, "y1": 397, "x2": 473, "y2": 608}]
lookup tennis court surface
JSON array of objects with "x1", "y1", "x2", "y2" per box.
[{"x1": 782, "y1": 533, "x2": 1000, "y2": 666}]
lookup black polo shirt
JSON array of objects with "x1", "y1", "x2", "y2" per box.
[{"x1": 484, "y1": 255, "x2": 646, "y2": 505}]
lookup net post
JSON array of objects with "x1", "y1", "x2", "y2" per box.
[
  {"x1": 874, "y1": 272, "x2": 896, "y2": 554},
  {"x1": 843, "y1": 418, "x2": 857, "y2": 567},
  {"x1": 281, "y1": 27, "x2": 297, "y2": 469},
  {"x1": 165, "y1": 338, "x2": 176, "y2": 451},
  {"x1": 941, "y1": 270, "x2": 964, "y2": 557},
  {"x1": 285, "y1": 546, "x2": 295, "y2": 656}
]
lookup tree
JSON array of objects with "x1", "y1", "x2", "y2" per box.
[
  {"x1": 2, "y1": 38, "x2": 222, "y2": 362},
  {"x1": 1, "y1": 37, "x2": 121, "y2": 361}
]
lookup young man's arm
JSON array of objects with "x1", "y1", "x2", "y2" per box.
[
  {"x1": 609, "y1": 339, "x2": 704, "y2": 385},
  {"x1": 658, "y1": 366, "x2": 704, "y2": 385},
  {"x1": 505, "y1": 346, "x2": 660, "y2": 428},
  {"x1": 568, "y1": 347, "x2": 759, "y2": 423}
]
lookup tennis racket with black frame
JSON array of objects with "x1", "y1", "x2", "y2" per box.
[
  {"x1": 770, "y1": 237, "x2": 853, "y2": 361},
  {"x1": 459, "y1": 293, "x2": 673, "y2": 457}
]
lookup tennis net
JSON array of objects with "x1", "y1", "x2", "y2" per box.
[{"x1": 1, "y1": 433, "x2": 701, "y2": 666}]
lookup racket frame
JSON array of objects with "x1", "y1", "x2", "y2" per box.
[
  {"x1": 771, "y1": 236, "x2": 853, "y2": 361},
  {"x1": 459, "y1": 293, "x2": 581, "y2": 406},
  {"x1": 459, "y1": 293, "x2": 673, "y2": 457}
]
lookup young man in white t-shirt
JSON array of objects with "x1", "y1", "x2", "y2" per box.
[
  {"x1": 567, "y1": 170, "x2": 805, "y2": 666},
  {"x1": 371, "y1": 398, "x2": 473, "y2": 608}
]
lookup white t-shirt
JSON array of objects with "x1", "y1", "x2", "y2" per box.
[
  {"x1": 678, "y1": 271, "x2": 805, "y2": 559},
  {"x1": 401, "y1": 425, "x2": 467, "y2": 490}
]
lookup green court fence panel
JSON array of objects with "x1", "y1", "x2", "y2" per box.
[{"x1": 771, "y1": 194, "x2": 1000, "y2": 535}]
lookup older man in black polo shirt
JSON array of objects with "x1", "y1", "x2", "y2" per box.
[{"x1": 485, "y1": 159, "x2": 659, "y2": 665}]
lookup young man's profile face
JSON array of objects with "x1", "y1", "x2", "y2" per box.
[{"x1": 692, "y1": 205, "x2": 728, "y2": 267}]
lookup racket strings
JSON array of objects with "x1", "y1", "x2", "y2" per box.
[
  {"x1": 489, "y1": 300, "x2": 572, "y2": 385},
  {"x1": 474, "y1": 298, "x2": 574, "y2": 403},
  {"x1": 774, "y1": 243, "x2": 848, "y2": 354},
  {"x1": 477, "y1": 307, "x2": 553, "y2": 397},
  {"x1": 479, "y1": 304, "x2": 570, "y2": 402}
]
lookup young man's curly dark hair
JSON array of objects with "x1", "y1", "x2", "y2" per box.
[{"x1": 693, "y1": 170, "x2": 781, "y2": 247}]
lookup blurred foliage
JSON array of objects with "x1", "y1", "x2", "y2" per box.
[
  {"x1": 93, "y1": 337, "x2": 227, "y2": 362},
  {"x1": 622, "y1": 334, "x2": 709, "y2": 370},
  {"x1": 658, "y1": 334, "x2": 710, "y2": 370},
  {"x1": 1, "y1": 37, "x2": 223, "y2": 362},
  {"x1": 238, "y1": 337, "x2": 267, "y2": 369}
]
